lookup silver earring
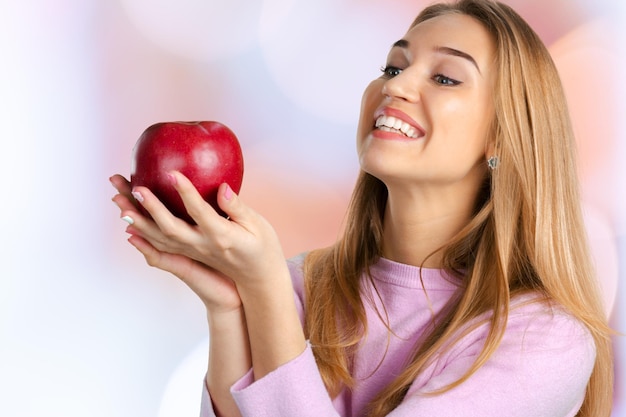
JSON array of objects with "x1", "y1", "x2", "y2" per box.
[{"x1": 487, "y1": 156, "x2": 499, "y2": 170}]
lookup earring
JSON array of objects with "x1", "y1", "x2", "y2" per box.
[{"x1": 487, "y1": 156, "x2": 499, "y2": 170}]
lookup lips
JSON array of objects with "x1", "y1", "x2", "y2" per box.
[{"x1": 373, "y1": 108, "x2": 425, "y2": 139}]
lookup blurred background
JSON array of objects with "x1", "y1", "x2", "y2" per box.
[{"x1": 0, "y1": 0, "x2": 624, "y2": 415}]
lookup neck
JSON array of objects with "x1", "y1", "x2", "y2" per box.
[{"x1": 381, "y1": 184, "x2": 479, "y2": 268}]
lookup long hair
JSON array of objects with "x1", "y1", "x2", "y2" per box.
[{"x1": 303, "y1": 0, "x2": 613, "y2": 416}]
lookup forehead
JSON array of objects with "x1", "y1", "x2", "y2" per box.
[{"x1": 402, "y1": 13, "x2": 496, "y2": 65}]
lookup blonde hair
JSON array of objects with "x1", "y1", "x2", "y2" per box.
[{"x1": 303, "y1": 0, "x2": 614, "y2": 416}]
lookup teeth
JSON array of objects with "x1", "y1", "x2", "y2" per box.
[{"x1": 375, "y1": 115, "x2": 419, "y2": 138}]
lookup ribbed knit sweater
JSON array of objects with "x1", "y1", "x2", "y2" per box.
[{"x1": 200, "y1": 254, "x2": 595, "y2": 417}]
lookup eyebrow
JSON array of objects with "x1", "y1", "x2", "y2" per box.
[{"x1": 391, "y1": 39, "x2": 482, "y2": 74}]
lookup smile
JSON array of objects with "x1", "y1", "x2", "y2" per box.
[{"x1": 374, "y1": 115, "x2": 420, "y2": 139}]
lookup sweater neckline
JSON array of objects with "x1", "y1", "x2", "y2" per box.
[{"x1": 368, "y1": 257, "x2": 462, "y2": 291}]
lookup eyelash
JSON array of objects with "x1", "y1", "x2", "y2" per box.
[
  {"x1": 380, "y1": 65, "x2": 401, "y2": 78},
  {"x1": 379, "y1": 66, "x2": 461, "y2": 86},
  {"x1": 433, "y1": 73, "x2": 461, "y2": 86}
]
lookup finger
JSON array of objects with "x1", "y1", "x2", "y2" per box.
[
  {"x1": 119, "y1": 211, "x2": 157, "y2": 241},
  {"x1": 112, "y1": 192, "x2": 139, "y2": 214},
  {"x1": 122, "y1": 214, "x2": 180, "y2": 256},
  {"x1": 128, "y1": 234, "x2": 241, "y2": 311},
  {"x1": 130, "y1": 184, "x2": 187, "y2": 232},
  {"x1": 110, "y1": 174, "x2": 144, "y2": 213},
  {"x1": 127, "y1": 233, "x2": 204, "y2": 281},
  {"x1": 114, "y1": 193, "x2": 161, "y2": 238},
  {"x1": 127, "y1": 233, "x2": 190, "y2": 275},
  {"x1": 167, "y1": 170, "x2": 223, "y2": 229},
  {"x1": 216, "y1": 182, "x2": 255, "y2": 228},
  {"x1": 109, "y1": 174, "x2": 132, "y2": 197},
  {"x1": 129, "y1": 233, "x2": 227, "y2": 290}
]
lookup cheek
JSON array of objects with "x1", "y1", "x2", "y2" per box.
[
  {"x1": 435, "y1": 94, "x2": 493, "y2": 153},
  {"x1": 357, "y1": 80, "x2": 383, "y2": 137}
]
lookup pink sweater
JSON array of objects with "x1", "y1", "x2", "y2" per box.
[{"x1": 200, "y1": 254, "x2": 595, "y2": 416}]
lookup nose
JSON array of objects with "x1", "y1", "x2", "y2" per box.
[{"x1": 381, "y1": 70, "x2": 420, "y2": 102}]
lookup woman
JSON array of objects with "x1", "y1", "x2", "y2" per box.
[{"x1": 110, "y1": 0, "x2": 614, "y2": 416}]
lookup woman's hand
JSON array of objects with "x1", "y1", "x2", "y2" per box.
[
  {"x1": 110, "y1": 171, "x2": 289, "y2": 295},
  {"x1": 110, "y1": 174, "x2": 243, "y2": 315},
  {"x1": 111, "y1": 171, "x2": 306, "y2": 382}
]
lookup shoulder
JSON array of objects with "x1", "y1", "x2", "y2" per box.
[
  {"x1": 505, "y1": 294, "x2": 596, "y2": 356},
  {"x1": 449, "y1": 295, "x2": 595, "y2": 401},
  {"x1": 497, "y1": 297, "x2": 596, "y2": 412},
  {"x1": 405, "y1": 295, "x2": 596, "y2": 416},
  {"x1": 508, "y1": 296, "x2": 596, "y2": 384},
  {"x1": 448, "y1": 294, "x2": 596, "y2": 366}
]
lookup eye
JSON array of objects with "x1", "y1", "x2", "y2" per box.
[
  {"x1": 433, "y1": 73, "x2": 461, "y2": 86},
  {"x1": 380, "y1": 65, "x2": 402, "y2": 79}
]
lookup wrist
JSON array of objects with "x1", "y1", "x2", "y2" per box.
[
  {"x1": 235, "y1": 272, "x2": 307, "y2": 380},
  {"x1": 206, "y1": 305, "x2": 246, "y2": 332},
  {"x1": 234, "y1": 263, "x2": 293, "y2": 303}
]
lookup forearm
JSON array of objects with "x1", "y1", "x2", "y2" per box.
[
  {"x1": 237, "y1": 267, "x2": 307, "y2": 381},
  {"x1": 206, "y1": 308, "x2": 251, "y2": 417}
]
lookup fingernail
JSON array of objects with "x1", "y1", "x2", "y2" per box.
[
  {"x1": 121, "y1": 215, "x2": 134, "y2": 225},
  {"x1": 167, "y1": 172, "x2": 177, "y2": 186},
  {"x1": 223, "y1": 184, "x2": 233, "y2": 201},
  {"x1": 131, "y1": 190, "x2": 144, "y2": 203}
]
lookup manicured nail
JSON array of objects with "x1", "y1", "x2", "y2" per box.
[
  {"x1": 223, "y1": 184, "x2": 233, "y2": 201},
  {"x1": 121, "y1": 215, "x2": 134, "y2": 225},
  {"x1": 167, "y1": 172, "x2": 177, "y2": 186},
  {"x1": 131, "y1": 190, "x2": 144, "y2": 203}
]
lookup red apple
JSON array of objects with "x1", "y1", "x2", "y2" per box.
[{"x1": 130, "y1": 121, "x2": 244, "y2": 223}]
